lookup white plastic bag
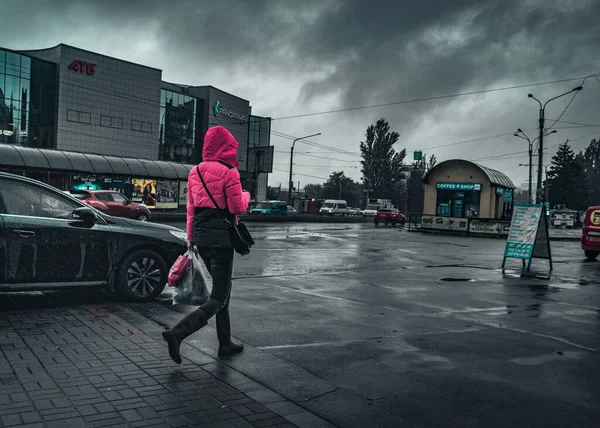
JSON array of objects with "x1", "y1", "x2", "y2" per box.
[{"x1": 172, "y1": 248, "x2": 211, "y2": 305}]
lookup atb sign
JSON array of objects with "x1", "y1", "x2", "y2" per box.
[{"x1": 502, "y1": 203, "x2": 552, "y2": 271}]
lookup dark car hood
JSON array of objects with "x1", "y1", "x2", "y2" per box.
[{"x1": 101, "y1": 214, "x2": 181, "y2": 232}]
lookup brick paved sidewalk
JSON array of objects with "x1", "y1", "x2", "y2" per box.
[{"x1": 0, "y1": 305, "x2": 333, "y2": 428}]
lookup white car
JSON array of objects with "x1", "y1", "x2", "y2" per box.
[
  {"x1": 319, "y1": 200, "x2": 348, "y2": 216},
  {"x1": 287, "y1": 205, "x2": 297, "y2": 216}
]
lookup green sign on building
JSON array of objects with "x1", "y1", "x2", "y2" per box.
[{"x1": 414, "y1": 151, "x2": 423, "y2": 161}]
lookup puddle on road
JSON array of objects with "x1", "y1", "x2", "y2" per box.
[
  {"x1": 440, "y1": 278, "x2": 475, "y2": 282},
  {"x1": 510, "y1": 351, "x2": 585, "y2": 366}
]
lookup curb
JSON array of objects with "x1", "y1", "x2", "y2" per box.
[{"x1": 408, "y1": 228, "x2": 581, "y2": 242}]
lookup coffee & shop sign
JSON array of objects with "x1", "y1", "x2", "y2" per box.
[{"x1": 436, "y1": 182, "x2": 482, "y2": 191}]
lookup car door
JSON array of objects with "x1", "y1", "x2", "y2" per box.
[
  {"x1": 0, "y1": 214, "x2": 6, "y2": 286},
  {"x1": 109, "y1": 192, "x2": 131, "y2": 218},
  {"x1": 94, "y1": 192, "x2": 119, "y2": 216},
  {"x1": 0, "y1": 176, "x2": 112, "y2": 286}
]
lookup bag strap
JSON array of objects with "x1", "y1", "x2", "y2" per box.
[
  {"x1": 217, "y1": 160, "x2": 234, "y2": 169},
  {"x1": 196, "y1": 165, "x2": 222, "y2": 211}
]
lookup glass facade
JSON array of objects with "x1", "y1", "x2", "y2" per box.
[
  {"x1": 0, "y1": 49, "x2": 56, "y2": 148},
  {"x1": 248, "y1": 115, "x2": 271, "y2": 149},
  {"x1": 159, "y1": 89, "x2": 197, "y2": 163}
]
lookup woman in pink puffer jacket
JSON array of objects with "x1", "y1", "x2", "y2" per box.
[{"x1": 162, "y1": 126, "x2": 250, "y2": 364}]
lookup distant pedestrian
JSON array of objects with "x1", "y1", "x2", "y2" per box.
[{"x1": 162, "y1": 126, "x2": 250, "y2": 364}]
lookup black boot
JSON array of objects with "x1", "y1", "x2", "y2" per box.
[
  {"x1": 215, "y1": 309, "x2": 244, "y2": 357},
  {"x1": 162, "y1": 308, "x2": 208, "y2": 364}
]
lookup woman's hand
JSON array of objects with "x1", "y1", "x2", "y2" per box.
[{"x1": 188, "y1": 241, "x2": 195, "y2": 250}]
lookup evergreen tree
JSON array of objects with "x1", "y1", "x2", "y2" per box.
[
  {"x1": 579, "y1": 139, "x2": 600, "y2": 205},
  {"x1": 547, "y1": 141, "x2": 589, "y2": 209},
  {"x1": 360, "y1": 119, "x2": 406, "y2": 201}
]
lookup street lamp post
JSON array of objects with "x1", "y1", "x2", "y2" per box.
[
  {"x1": 514, "y1": 129, "x2": 557, "y2": 204},
  {"x1": 288, "y1": 132, "x2": 321, "y2": 203},
  {"x1": 528, "y1": 86, "x2": 582, "y2": 203}
]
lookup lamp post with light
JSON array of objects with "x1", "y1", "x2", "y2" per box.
[
  {"x1": 514, "y1": 129, "x2": 557, "y2": 204},
  {"x1": 288, "y1": 133, "x2": 322, "y2": 203},
  {"x1": 528, "y1": 86, "x2": 582, "y2": 203}
]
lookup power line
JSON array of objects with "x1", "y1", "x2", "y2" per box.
[
  {"x1": 547, "y1": 119, "x2": 600, "y2": 128},
  {"x1": 272, "y1": 167, "x2": 329, "y2": 181},
  {"x1": 272, "y1": 73, "x2": 600, "y2": 121},
  {"x1": 546, "y1": 74, "x2": 596, "y2": 131},
  {"x1": 270, "y1": 130, "x2": 360, "y2": 157}
]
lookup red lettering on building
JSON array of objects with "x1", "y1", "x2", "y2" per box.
[{"x1": 68, "y1": 60, "x2": 96, "y2": 76}]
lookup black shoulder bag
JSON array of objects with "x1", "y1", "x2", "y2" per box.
[{"x1": 196, "y1": 163, "x2": 255, "y2": 256}]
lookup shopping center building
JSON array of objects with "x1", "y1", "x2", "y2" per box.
[{"x1": 0, "y1": 44, "x2": 273, "y2": 209}]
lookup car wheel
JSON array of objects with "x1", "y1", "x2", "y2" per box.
[
  {"x1": 116, "y1": 250, "x2": 167, "y2": 302},
  {"x1": 585, "y1": 250, "x2": 599, "y2": 261},
  {"x1": 137, "y1": 212, "x2": 149, "y2": 222},
  {"x1": 391, "y1": 221, "x2": 397, "y2": 227},
  {"x1": 374, "y1": 220, "x2": 379, "y2": 227}
]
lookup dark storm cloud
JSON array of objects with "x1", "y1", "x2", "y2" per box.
[
  {"x1": 295, "y1": 0, "x2": 600, "y2": 117},
  {"x1": 2, "y1": 0, "x2": 599, "y2": 185}
]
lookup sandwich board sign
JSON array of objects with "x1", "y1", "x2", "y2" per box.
[{"x1": 502, "y1": 203, "x2": 553, "y2": 271}]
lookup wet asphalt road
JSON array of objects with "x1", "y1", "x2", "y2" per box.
[{"x1": 2, "y1": 223, "x2": 600, "y2": 427}]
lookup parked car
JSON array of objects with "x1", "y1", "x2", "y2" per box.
[
  {"x1": 348, "y1": 207, "x2": 361, "y2": 216},
  {"x1": 287, "y1": 205, "x2": 298, "y2": 216},
  {"x1": 67, "y1": 189, "x2": 151, "y2": 222},
  {"x1": 250, "y1": 200, "x2": 288, "y2": 215},
  {"x1": 581, "y1": 206, "x2": 600, "y2": 260},
  {"x1": 319, "y1": 199, "x2": 348, "y2": 216},
  {"x1": 374, "y1": 208, "x2": 405, "y2": 227},
  {"x1": 0, "y1": 172, "x2": 187, "y2": 301}
]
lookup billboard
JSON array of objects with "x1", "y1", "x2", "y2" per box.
[
  {"x1": 156, "y1": 180, "x2": 179, "y2": 209},
  {"x1": 179, "y1": 181, "x2": 188, "y2": 206},
  {"x1": 131, "y1": 178, "x2": 156, "y2": 208},
  {"x1": 72, "y1": 175, "x2": 132, "y2": 197}
]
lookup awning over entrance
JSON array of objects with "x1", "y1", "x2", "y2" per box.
[{"x1": 0, "y1": 144, "x2": 194, "y2": 180}]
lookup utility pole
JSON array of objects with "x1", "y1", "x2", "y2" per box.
[
  {"x1": 288, "y1": 132, "x2": 321, "y2": 203},
  {"x1": 404, "y1": 170, "x2": 411, "y2": 214},
  {"x1": 515, "y1": 129, "x2": 556, "y2": 204},
  {"x1": 528, "y1": 86, "x2": 582, "y2": 204},
  {"x1": 338, "y1": 180, "x2": 342, "y2": 200}
]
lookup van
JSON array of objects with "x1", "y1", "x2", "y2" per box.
[
  {"x1": 581, "y1": 206, "x2": 600, "y2": 260},
  {"x1": 319, "y1": 199, "x2": 348, "y2": 216},
  {"x1": 251, "y1": 200, "x2": 288, "y2": 215}
]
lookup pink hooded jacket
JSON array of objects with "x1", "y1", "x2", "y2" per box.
[{"x1": 186, "y1": 126, "x2": 250, "y2": 242}]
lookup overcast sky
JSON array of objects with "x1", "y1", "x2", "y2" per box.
[{"x1": 3, "y1": 0, "x2": 600, "y2": 189}]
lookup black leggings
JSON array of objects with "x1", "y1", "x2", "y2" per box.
[{"x1": 197, "y1": 248, "x2": 234, "y2": 318}]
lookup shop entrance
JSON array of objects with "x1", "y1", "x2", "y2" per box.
[{"x1": 437, "y1": 188, "x2": 481, "y2": 218}]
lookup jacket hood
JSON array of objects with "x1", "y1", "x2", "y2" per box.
[{"x1": 202, "y1": 126, "x2": 239, "y2": 167}]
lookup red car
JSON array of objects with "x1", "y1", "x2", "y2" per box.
[
  {"x1": 374, "y1": 208, "x2": 405, "y2": 227},
  {"x1": 68, "y1": 190, "x2": 151, "y2": 221},
  {"x1": 582, "y1": 206, "x2": 600, "y2": 260}
]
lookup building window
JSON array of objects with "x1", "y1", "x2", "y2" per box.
[
  {"x1": 66, "y1": 109, "x2": 91, "y2": 124},
  {"x1": 132, "y1": 119, "x2": 152, "y2": 133},
  {"x1": 0, "y1": 49, "x2": 57, "y2": 148},
  {"x1": 159, "y1": 88, "x2": 197, "y2": 164},
  {"x1": 100, "y1": 115, "x2": 123, "y2": 129}
]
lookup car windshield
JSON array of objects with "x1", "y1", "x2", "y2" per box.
[
  {"x1": 256, "y1": 203, "x2": 272, "y2": 209},
  {"x1": 379, "y1": 209, "x2": 391, "y2": 212},
  {"x1": 322, "y1": 203, "x2": 335, "y2": 208}
]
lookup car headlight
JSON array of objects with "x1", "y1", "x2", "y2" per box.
[{"x1": 169, "y1": 230, "x2": 189, "y2": 243}]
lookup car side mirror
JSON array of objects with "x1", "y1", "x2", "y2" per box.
[{"x1": 72, "y1": 207, "x2": 98, "y2": 224}]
